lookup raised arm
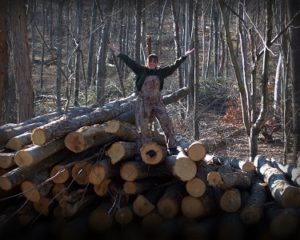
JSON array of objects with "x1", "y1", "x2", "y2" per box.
[
  {"x1": 108, "y1": 43, "x2": 144, "y2": 74},
  {"x1": 160, "y1": 48, "x2": 195, "y2": 78}
]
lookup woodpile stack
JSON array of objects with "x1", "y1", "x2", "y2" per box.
[{"x1": 0, "y1": 87, "x2": 300, "y2": 240}]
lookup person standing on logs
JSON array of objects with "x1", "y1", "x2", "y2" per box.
[{"x1": 108, "y1": 43, "x2": 194, "y2": 155}]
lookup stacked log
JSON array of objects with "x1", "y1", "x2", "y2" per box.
[{"x1": 0, "y1": 88, "x2": 300, "y2": 239}]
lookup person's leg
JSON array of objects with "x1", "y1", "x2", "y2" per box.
[
  {"x1": 153, "y1": 102, "x2": 177, "y2": 149},
  {"x1": 135, "y1": 98, "x2": 152, "y2": 150}
]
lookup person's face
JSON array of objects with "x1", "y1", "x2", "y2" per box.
[{"x1": 147, "y1": 58, "x2": 158, "y2": 69}]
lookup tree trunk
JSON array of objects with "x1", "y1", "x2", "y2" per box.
[
  {"x1": 288, "y1": 0, "x2": 300, "y2": 164},
  {"x1": 10, "y1": 0, "x2": 34, "y2": 121},
  {"x1": 0, "y1": 0, "x2": 9, "y2": 125}
]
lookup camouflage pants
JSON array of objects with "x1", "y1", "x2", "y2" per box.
[{"x1": 135, "y1": 96, "x2": 176, "y2": 149}]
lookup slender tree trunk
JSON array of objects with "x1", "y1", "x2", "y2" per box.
[
  {"x1": 0, "y1": 0, "x2": 9, "y2": 124},
  {"x1": 288, "y1": 0, "x2": 300, "y2": 165},
  {"x1": 204, "y1": 1, "x2": 213, "y2": 80},
  {"x1": 193, "y1": 1, "x2": 200, "y2": 140},
  {"x1": 87, "y1": 0, "x2": 97, "y2": 88},
  {"x1": 96, "y1": 0, "x2": 114, "y2": 105},
  {"x1": 74, "y1": 0, "x2": 83, "y2": 107},
  {"x1": 55, "y1": 0, "x2": 65, "y2": 112},
  {"x1": 40, "y1": 0, "x2": 46, "y2": 90},
  {"x1": 135, "y1": 0, "x2": 142, "y2": 63},
  {"x1": 10, "y1": 0, "x2": 34, "y2": 122},
  {"x1": 213, "y1": 2, "x2": 219, "y2": 78}
]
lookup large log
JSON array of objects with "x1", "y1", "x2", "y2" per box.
[
  {"x1": 240, "y1": 179, "x2": 268, "y2": 224},
  {"x1": 123, "y1": 179, "x2": 157, "y2": 195},
  {"x1": 185, "y1": 163, "x2": 208, "y2": 198},
  {"x1": 71, "y1": 161, "x2": 94, "y2": 185},
  {"x1": 88, "y1": 158, "x2": 118, "y2": 185},
  {"x1": 32, "y1": 87, "x2": 189, "y2": 146},
  {"x1": 271, "y1": 157, "x2": 300, "y2": 187},
  {"x1": 5, "y1": 132, "x2": 32, "y2": 151},
  {"x1": 215, "y1": 155, "x2": 255, "y2": 172},
  {"x1": 0, "y1": 107, "x2": 92, "y2": 146},
  {"x1": 219, "y1": 188, "x2": 242, "y2": 213},
  {"x1": 165, "y1": 152, "x2": 197, "y2": 181},
  {"x1": 0, "y1": 150, "x2": 71, "y2": 191},
  {"x1": 254, "y1": 155, "x2": 300, "y2": 208},
  {"x1": 15, "y1": 139, "x2": 65, "y2": 167},
  {"x1": 106, "y1": 141, "x2": 137, "y2": 164}
]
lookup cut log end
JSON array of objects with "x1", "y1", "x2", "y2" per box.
[
  {"x1": 21, "y1": 181, "x2": 40, "y2": 202},
  {"x1": 72, "y1": 162, "x2": 92, "y2": 185},
  {"x1": 207, "y1": 171, "x2": 223, "y2": 187},
  {"x1": 181, "y1": 196, "x2": 205, "y2": 219},
  {"x1": 94, "y1": 179, "x2": 112, "y2": 196},
  {"x1": 133, "y1": 195, "x2": 155, "y2": 217},
  {"x1": 219, "y1": 189, "x2": 241, "y2": 213},
  {"x1": 114, "y1": 207, "x2": 133, "y2": 225},
  {"x1": 15, "y1": 151, "x2": 34, "y2": 167},
  {"x1": 120, "y1": 162, "x2": 140, "y2": 181},
  {"x1": 173, "y1": 158, "x2": 197, "y2": 181},
  {"x1": 64, "y1": 132, "x2": 85, "y2": 153},
  {"x1": 33, "y1": 197, "x2": 51, "y2": 216},
  {"x1": 242, "y1": 161, "x2": 256, "y2": 172},
  {"x1": 31, "y1": 128, "x2": 47, "y2": 145},
  {"x1": 0, "y1": 153, "x2": 15, "y2": 169},
  {"x1": 0, "y1": 177, "x2": 12, "y2": 191},
  {"x1": 123, "y1": 181, "x2": 137, "y2": 194},
  {"x1": 140, "y1": 142, "x2": 165, "y2": 165},
  {"x1": 187, "y1": 141, "x2": 207, "y2": 161},
  {"x1": 50, "y1": 165, "x2": 70, "y2": 184},
  {"x1": 106, "y1": 142, "x2": 126, "y2": 165},
  {"x1": 104, "y1": 120, "x2": 121, "y2": 134},
  {"x1": 185, "y1": 178, "x2": 206, "y2": 197},
  {"x1": 157, "y1": 197, "x2": 179, "y2": 219},
  {"x1": 88, "y1": 163, "x2": 106, "y2": 185}
]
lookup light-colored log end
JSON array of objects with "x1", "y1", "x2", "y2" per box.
[
  {"x1": 72, "y1": 162, "x2": 92, "y2": 185},
  {"x1": 219, "y1": 189, "x2": 241, "y2": 213},
  {"x1": 173, "y1": 158, "x2": 197, "y2": 181},
  {"x1": 120, "y1": 162, "x2": 139, "y2": 181},
  {"x1": 104, "y1": 120, "x2": 121, "y2": 134},
  {"x1": 31, "y1": 128, "x2": 47, "y2": 145},
  {"x1": 241, "y1": 161, "x2": 256, "y2": 172},
  {"x1": 88, "y1": 163, "x2": 106, "y2": 185},
  {"x1": 140, "y1": 142, "x2": 165, "y2": 165},
  {"x1": 15, "y1": 151, "x2": 33, "y2": 167},
  {"x1": 33, "y1": 197, "x2": 50, "y2": 216},
  {"x1": 207, "y1": 171, "x2": 223, "y2": 187},
  {"x1": 186, "y1": 178, "x2": 206, "y2": 197},
  {"x1": 50, "y1": 165, "x2": 70, "y2": 184},
  {"x1": 106, "y1": 142, "x2": 125, "y2": 164},
  {"x1": 64, "y1": 132, "x2": 85, "y2": 153},
  {"x1": 187, "y1": 141, "x2": 207, "y2": 161},
  {"x1": 0, "y1": 153, "x2": 15, "y2": 169},
  {"x1": 21, "y1": 181, "x2": 40, "y2": 202}
]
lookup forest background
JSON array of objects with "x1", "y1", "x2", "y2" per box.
[{"x1": 0, "y1": 0, "x2": 300, "y2": 165}]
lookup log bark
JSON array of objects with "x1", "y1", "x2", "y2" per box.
[
  {"x1": 0, "y1": 152, "x2": 15, "y2": 169},
  {"x1": 32, "y1": 87, "x2": 189, "y2": 146},
  {"x1": 271, "y1": 157, "x2": 300, "y2": 187},
  {"x1": 140, "y1": 142, "x2": 167, "y2": 165},
  {"x1": 106, "y1": 141, "x2": 137, "y2": 164},
  {"x1": 240, "y1": 179, "x2": 268, "y2": 224},
  {"x1": 207, "y1": 170, "x2": 252, "y2": 189},
  {"x1": 15, "y1": 139, "x2": 65, "y2": 167},
  {"x1": 64, "y1": 124, "x2": 117, "y2": 153},
  {"x1": 186, "y1": 141, "x2": 207, "y2": 161},
  {"x1": 216, "y1": 155, "x2": 255, "y2": 172},
  {"x1": 254, "y1": 155, "x2": 300, "y2": 208},
  {"x1": 165, "y1": 152, "x2": 197, "y2": 181},
  {"x1": 0, "y1": 150, "x2": 70, "y2": 191},
  {"x1": 5, "y1": 132, "x2": 32, "y2": 151}
]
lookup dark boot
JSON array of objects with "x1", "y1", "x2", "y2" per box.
[{"x1": 168, "y1": 147, "x2": 179, "y2": 156}]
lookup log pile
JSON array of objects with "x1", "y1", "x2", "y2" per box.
[{"x1": 0, "y1": 88, "x2": 300, "y2": 240}]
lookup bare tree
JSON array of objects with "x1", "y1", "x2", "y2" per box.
[{"x1": 10, "y1": 0, "x2": 34, "y2": 122}]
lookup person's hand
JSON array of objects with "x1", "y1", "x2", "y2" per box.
[
  {"x1": 108, "y1": 43, "x2": 120, "y2": 56},
  {"x1": 184, "y1": 48, "x2": 195, "y2": 57}
]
